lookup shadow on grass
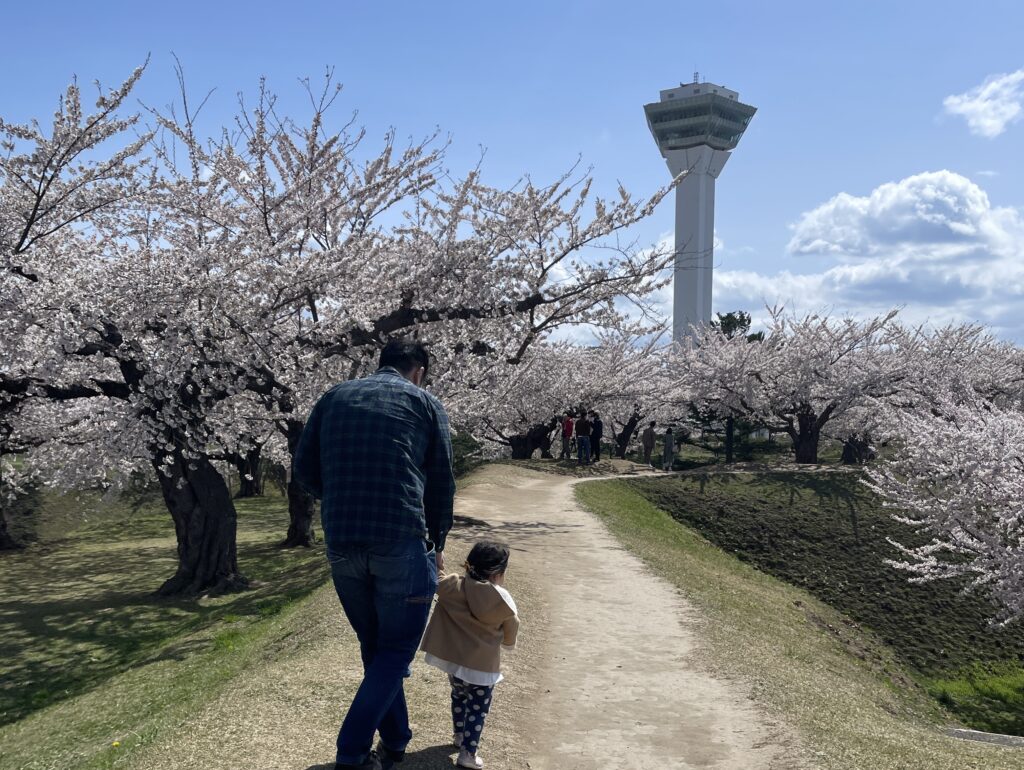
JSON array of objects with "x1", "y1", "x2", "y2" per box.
[{"x1": 0, "y1": 490, "x2": 329, "y2": 726}]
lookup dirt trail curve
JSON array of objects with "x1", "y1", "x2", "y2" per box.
[{"x1": 134, "y1": 465, "x2": 804, "y2": 770}]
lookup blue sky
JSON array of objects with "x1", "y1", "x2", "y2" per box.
[{"x1": 3, "y1": 1, "x2": 1023, "y2": 336}]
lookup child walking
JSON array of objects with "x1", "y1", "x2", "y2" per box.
[{"x1": 421, "y1": 541, "x2": 519, "y2": 769}]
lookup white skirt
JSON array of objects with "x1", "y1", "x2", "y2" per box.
[{"x1": 423, "y1": 653, "x2": 503, "y2": 686}]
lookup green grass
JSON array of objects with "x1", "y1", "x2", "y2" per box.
[
  {"x1": 575, "y1": 479, "x2": 1024, "y2": 769},
  {"x1": 0, "y1": 582, "x2": 329, "y2": 770},
  {"x1": 0, "y1": 488, "x2": 329, "y2": 729},
  {"x1": 628, "y1": 472, "x2": 1024, "y2": 735}
]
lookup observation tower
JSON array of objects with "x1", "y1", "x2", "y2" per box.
[{"x1": 644, "y1": 74, "x2": 756, "y2": 341}]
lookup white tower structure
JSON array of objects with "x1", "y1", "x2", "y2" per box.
[{"x1": 644, "y1": 76, "x2": 756, "y2": 342}]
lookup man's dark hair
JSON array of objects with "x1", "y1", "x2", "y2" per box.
[{"x1": 379, "y1": 338, "x2": 430, "y2": 377}]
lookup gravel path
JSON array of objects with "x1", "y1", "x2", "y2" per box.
[{"x1": 132, "y1": 465, "x2": 803, "y2": 769}]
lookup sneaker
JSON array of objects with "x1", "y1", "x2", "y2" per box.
[
  {"x1": 375, "y1": 741, "x2": 404, "y2": 769},
  {"x1": 335, "y1": 751, "x2": 382, "y2": 770},
  {"x1": 455, "y1": 748, "x2": 484, "y2": 769}
]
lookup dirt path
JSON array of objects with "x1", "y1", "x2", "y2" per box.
[{"x1": 132, "y1": 465, "x2": 804, "y2": 770}]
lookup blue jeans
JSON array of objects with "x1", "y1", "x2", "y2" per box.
[
  {"x1": 327, "y1": 539, "x2": 438, "y2": 765},
  {"x1": 577, "y1": 435, "x2": 591, "y2": 464}
]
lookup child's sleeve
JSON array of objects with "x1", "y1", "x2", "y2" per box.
[{"x1": 501, "y1": 612, "x2": 519, "y2": 649}]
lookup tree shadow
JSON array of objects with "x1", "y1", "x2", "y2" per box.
[{"x1": 0, "y1": 493, "x2": 329, "y2": 726}]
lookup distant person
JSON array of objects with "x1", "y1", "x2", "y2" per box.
[
  {"x1": 590, "y1": 411, "x2": 604, "y2": 463},
  {"x1": 641, "y1": 421, "x2": 657, "y2": 466},
  {"x1": 577, "y1": 409, "x2": 593, "y2": 462},
  {"x1": 560, "y1": 412, "x2": 574, "y2": 460},
  {"x1": 293, "y1": 338, "x2": 455, "y2": 770},
  {"x1": 575, "y1": 412, "x2": 593, "y2": 465},
  {"x1": 662, "y1": 427, "x2": 676, "y2": 471},
  {"x1": 421, "y1": 540, "x2": 519, "y2": 769}
]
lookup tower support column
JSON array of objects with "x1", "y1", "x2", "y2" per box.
[{"x1": 664, "y1": 146, "x2": 730, "y2": 342}]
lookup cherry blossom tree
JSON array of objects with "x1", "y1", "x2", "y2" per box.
[
  {"x1": 2, "y1": 63, "x2": 677, "y2": 590},
  {"x1": 464, "y1": 330, "x2": 671, "y2": 459},
  {"x1": 680, "y1": 308, "x2": 909, "y2": 463},
  {"x1": 865, "y1": 394, "x2": 1024, "y2": 625},
  {"x1": 1, "y1": 65, "x2": 150, "y2": 548}
]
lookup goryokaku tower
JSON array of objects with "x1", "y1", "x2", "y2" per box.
[{"x1": 644, "y1": 75, "x2": 756, "y2": 342}]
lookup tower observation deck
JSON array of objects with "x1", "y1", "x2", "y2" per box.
[{"x1": 644, "y1": 78, "x2": 756, "y2": 342}]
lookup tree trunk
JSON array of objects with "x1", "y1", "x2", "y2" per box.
[
  {"x1": 509, "y1": 418, "x2": 559, "y2": 460},
  {"x1": 790, "y1": 413, "x2": 821, "y2": 464},
  {"x1": 233, "y1": 445, "x2": 265, "y2": 498},
  {"x1": 614, "y1": 408, "x2": 642, "y2": 459},
  {"x1": 0, "y1": 507, "x2": 21, "y2": 551},
  {"x1": 841, "y1": 435, "x2": 874, "y2": 465},
  {"x1": 153, "y1": 452, "x2": 248, "y2": 596},
  {"x1": 508, "y1": 435, "x2": 534, "y2": 459},
  {"x1": 283, "y1": 477, "x2": 317, "y2": 547},
  {"x1": 281, "y1": 418, "x2": 318, "y2": 548},
  {"x1": 725, "y1": 416, "x2": 735, "y2": 464}
]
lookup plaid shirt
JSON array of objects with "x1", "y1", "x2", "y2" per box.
[{"x1": 292, "y1": 367, "x2": 456, "y2": 552}]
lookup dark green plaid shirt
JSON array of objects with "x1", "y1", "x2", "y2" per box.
[{"x1": 292, "y1": 367, "x2": 455, "y2": 552}]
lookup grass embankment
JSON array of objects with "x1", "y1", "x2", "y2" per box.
[
  {"x1": 632, "y1": 473, "x2": 1024, "y2": 735},
  {"x1": 576, "y1": 479, "x2": 1024, "y2": 770},
  {"x1": 0, "y1": 488, "x2": 329, "y2": 770}
]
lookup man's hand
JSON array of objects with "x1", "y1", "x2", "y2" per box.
[{"x1": 435, "y1": 550, "x2": 445, "y2": 572}]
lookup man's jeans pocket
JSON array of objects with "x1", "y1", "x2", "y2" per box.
[{"x1": 374, "y1": 545, "x2": 436, "y2": 604}]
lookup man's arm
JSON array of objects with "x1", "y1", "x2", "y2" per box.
[
  {"x1": 291, "y1": 396, "x2": 327, "y2": 499},
  {"x1": 423, "y1": 398, "x2": 456, "y2": 554}
]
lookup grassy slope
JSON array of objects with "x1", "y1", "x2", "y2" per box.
[
  {"x1": 630, "y1": 472, "x2": 1024, "y2": 735},
  {"x1": 0, "y1": 489, "x2": 329, "y2": 769},
  {"x1": 0, "y1": 584, "x2": 330, "y2": 770},
  {"x1": 576, "y1": 479, "x2": 1024, "y2": 770}
]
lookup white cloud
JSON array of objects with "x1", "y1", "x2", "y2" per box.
[
  {"x1": 788, "y1": 170, "x2": 1021, "y2": 260},
  {"x1": 943, "y1": 69, "x2": 1024, "y2": 138},
  {"x1": 715, "y1": 171, "x2": 1024, "y2": 340},
  {"x1": 976, "y1": 170, "x2": 1000, "y2": 178}
]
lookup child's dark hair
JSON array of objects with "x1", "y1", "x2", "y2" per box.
[{"x1": 464, "y1": 540, "x2": 510, "y2": 582}]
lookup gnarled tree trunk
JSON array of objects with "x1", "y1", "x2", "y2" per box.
[
  {"x1": 153, "y1": 452, "x2": 248, "y2": 596},
  {"x1": 788, "y1": 412, "x2": 821, "y2": 464},
  {"x1": 614, "y1": 407, "x2": 642, "y2": 459},
  {"x1": 725, "y1": 416, "x2": 735, "y2": 464},
  {"x1": 281, "y1": 418, "x2": 317, "y2": 548},
  {"x1": 509, "y1": 418, "x2": 559, "y2": 459}
]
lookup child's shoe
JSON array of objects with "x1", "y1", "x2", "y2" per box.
[{"x1": 455, "y1": 748, "x2": 483, "y2": 769}]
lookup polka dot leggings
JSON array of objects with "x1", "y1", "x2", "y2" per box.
[{"x1": 449, "y1": 675, "x2": 495, "y2": 754}]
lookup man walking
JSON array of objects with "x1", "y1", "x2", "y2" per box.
[
  {"x1": 575, "y1": 411, "x2": 593, "y2": 465},
  {"x1": 641, "y1": 420, "x2": 657, "y2": 466},
  {"x1": 293, "y1": 338, "x2": 455, "y2": 770},
  {"x1": 590, "y1": 411, "x2": 604, "y2": 463}
]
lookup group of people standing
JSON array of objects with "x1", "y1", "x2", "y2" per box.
[
  {"x1": 559, "y1": 412, "x2": 677, "y2": 471},
  {"x1": 559, "y1": 411, "x2": 604, "y2": 465}
]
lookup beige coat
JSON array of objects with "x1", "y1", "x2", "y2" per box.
[{"x1": 420, "y1": 573, "x2": 519, "y2": 673}]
